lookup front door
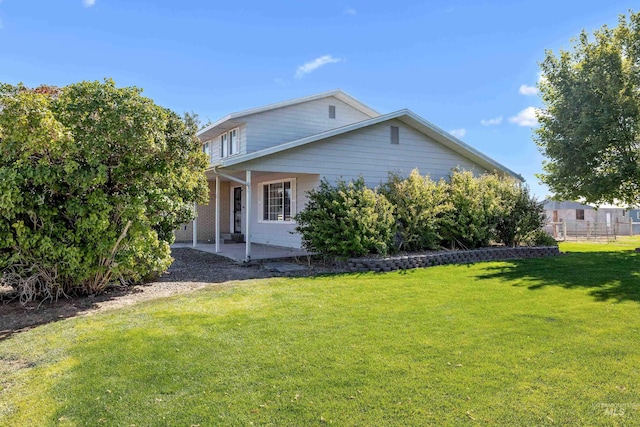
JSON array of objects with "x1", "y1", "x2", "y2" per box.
[{"x1": 233, "y1": 187, "x2": 242, "y2": 234}]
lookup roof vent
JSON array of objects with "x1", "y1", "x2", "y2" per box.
[{"x1": 390, "y1": 126, "x2": 399, "y2": 144}]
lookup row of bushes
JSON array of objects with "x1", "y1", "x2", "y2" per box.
[{"x1": 294, "y1": 169, "x2": 555, "y2": 258}]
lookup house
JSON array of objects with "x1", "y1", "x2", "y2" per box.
[
  {"x1": 543, "y1": 200, "x2": 635, "y2": 238},
  {"x1": 174, "y1": 90, "x2": 523, "y2": 261}
]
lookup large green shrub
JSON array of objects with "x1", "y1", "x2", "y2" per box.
[
  {"x1": 0, "y1": 80, "x2": 208, "y2": 302},
  {"x1": 494, "y1": 184, "x2": 547, "y2": 247},
  {"x1": 440, "y1": 170, "x2": 504, "y2": 249},
  {"x1": 381, "y1": 169, "x2": 452, "y2": 251},
  {"x1": 440, "y1": 171, "x2": 548, "y2": 248},
  {"x1": 294, "y1": 177, "x2": 395, "y2": 258}
]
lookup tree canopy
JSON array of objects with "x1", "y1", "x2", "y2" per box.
[
  {"x1": 0, "y1": 79, "x2": 208, "y2": 302},
  {"x1": 536, "y1": 10, "x2": 640, "y2": 206}
]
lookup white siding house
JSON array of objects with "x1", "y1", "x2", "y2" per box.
[{"x1": 175, "y1": 90, "x2": 523, "y2": 260}]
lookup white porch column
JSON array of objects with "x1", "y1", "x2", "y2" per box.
[
  {"x1": 192, "y1": 202, "x2": 197, "y2": 247},
  {"x1": 215, "y1": 175, "x2": 220, "y2": 253},
  {"x1": 245, "y1": 170, "x2": 252, "y2": 262}
]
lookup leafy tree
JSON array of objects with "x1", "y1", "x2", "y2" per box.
[
  {"x1": 0, "y1": 80, "x2": 208, "y2": 302},
  {"x1": 294, "y1": 177, "x2": 395, "y2": 258},
  {"x1": 536, "y1": 11, "x2": 640, "y2": 206},
  {"x1": 380, "y1": 169, "x2": 452, "y2": 251}
]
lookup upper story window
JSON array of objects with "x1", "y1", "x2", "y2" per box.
[
  {"x1": 220, "y1": 128, "x2": 239, "y2": 158},
  {"x1": 202, "y1": 140, "x2": 212, "y2": 163},
  {"x1": 576, "y1": 209, "x2": 585, "y2": 220},
  {"x1": 229, "y1": 128, "x2": 238, "y2": 154},
  {"x1": 329, "y1": 105, "x2": 336, "y2": 119}
]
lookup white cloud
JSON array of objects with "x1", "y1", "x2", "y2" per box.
[
  {"x1": 509, "y1": 106, "x2": 539, "y2": 127},
  {"x1": 295, "y1": 55, "x2": 342, "y2": 79},
  {"x1": 449, "y1": 128, "x2": 466, "y2": 138},
  {"x1": 519, "y1": 84, "x2": 538, "y2": 96},
  {"x1": 480, "y1": 116, "x2": 503, "y2": 126},
  {"x1": 83, "y1": 0, "x2": 96, "y2": 7},
  {"x1": 343, "y1": 7, "x2": 357, "y2": 15}
]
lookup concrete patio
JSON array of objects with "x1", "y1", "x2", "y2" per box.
[{"x1": 171, "y1": 242, "x2": 312, "y2": 262}]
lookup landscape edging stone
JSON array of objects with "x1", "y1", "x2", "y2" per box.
[{"x1": 346, "y1": 246, "x2": 561, "y2": 273}]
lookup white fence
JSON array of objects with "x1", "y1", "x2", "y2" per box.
[{"x1": 545, "y1": 220, "x2": 640, "y2": 241}]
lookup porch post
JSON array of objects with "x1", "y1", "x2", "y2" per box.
[
  {"x1": 245, "y1": 170, "x2": 252, "y2": 262},
  {"x1": 192, "y1": 202, "x2": 197, "y2": 247},
  {"x1": 215, "y1": 175, "x2": 220, "y2": 253}
]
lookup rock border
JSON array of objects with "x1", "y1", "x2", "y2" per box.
[{"x1": 347, "y1": 246, "x2": 561, "y2": 273}]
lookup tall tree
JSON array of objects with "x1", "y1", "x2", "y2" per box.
[
  {"x1": 0, "y1": 80, "x2": 208, "y2": 302},
  {"x1": 536, "y1": 11, "x2": 640, "y2": 206}
]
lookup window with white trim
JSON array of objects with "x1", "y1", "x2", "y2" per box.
[
  {"x1": 261, "y1": 179, "x2": 296, "y2": 222},
  {"x1": 219, "y1": 127, "x2": 239, "y2": 158},
  {"x1": 229, "y1": 128, "x2": 238, "y2": 155},
  {"x1": 220, "y1": 132, "x2": 228, "y2": 158}
]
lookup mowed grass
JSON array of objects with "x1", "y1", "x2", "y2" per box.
[{"x1": 1, "y1": 238, "x2": 640, "y2": 425}]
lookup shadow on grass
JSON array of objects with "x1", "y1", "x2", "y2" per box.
[{"x1": 477, "y1": 250, "x2": 640, "y2": 303}]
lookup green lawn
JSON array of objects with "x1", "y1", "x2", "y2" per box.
[{"x1": 1, "y1": 238, "x2": 640, "y2": 425}]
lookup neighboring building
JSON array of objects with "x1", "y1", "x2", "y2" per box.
[
  {"x1": 543, "y1": 200, "x2": 635, "y2": 238},
  {"x1": 175, "y1": 90, "x2": 522, "y2": 260}
]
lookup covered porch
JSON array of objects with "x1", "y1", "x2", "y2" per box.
[{"x1": 175, "y1": 168, "x2": 319, "y2": 262}]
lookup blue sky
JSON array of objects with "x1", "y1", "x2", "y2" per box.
[{"x1": 0, "y1": 0, "x2": 633, "y2": 198}]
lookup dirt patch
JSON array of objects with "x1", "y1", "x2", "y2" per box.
[{"x1": 0, "y1": 248, "x2": 343, "y2": 341}]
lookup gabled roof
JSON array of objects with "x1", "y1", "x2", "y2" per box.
[
  {"x1": 197, "y1": 89, "x2": 380, "y2": 141},
  {"x1": 214, "y1": 109, "x2": 524, "y2": 181}
]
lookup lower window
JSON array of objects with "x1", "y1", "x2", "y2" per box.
[{"x1": 261, "y1": 179, "x2": 295, "y2": 222}]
